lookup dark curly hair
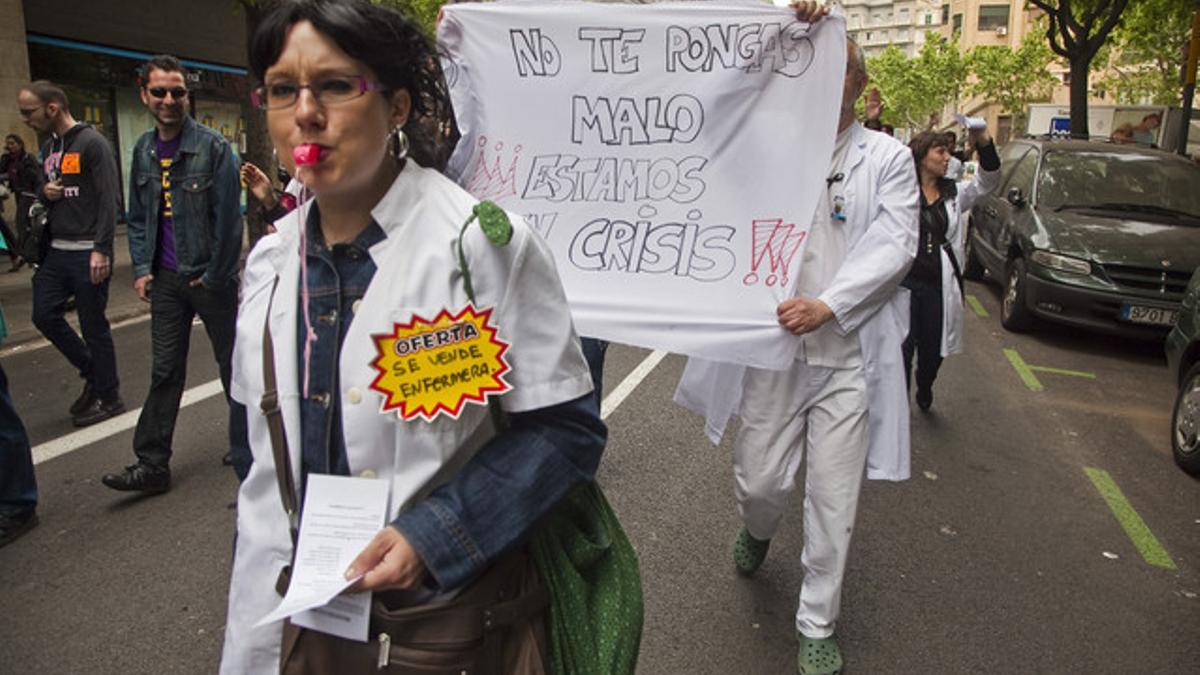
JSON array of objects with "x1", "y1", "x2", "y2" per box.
[
  {"x1": 908, "y1": 131, "x2": 952, "y2": 181},
  {"x1": 249, "y1": 0, "x2": 455, "y2": 168}
]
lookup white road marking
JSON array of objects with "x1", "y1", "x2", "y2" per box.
[
  {"x1": 0, "y1": 312, "x2": 157, "y2": 357},
  {"x1": 32, "y1": 378, "x2": 225, "y2": 465},
  {"x1": 31, "y1": 344, "x2": 667, "y2": 463},
  {"x1": 600, "y1": 350, "x2": 668, "y2": 420}
]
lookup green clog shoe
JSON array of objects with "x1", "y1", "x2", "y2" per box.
[
  {"x1": 732, "y1": 526, "x2": 770, "y2": 576},
  {"x1": 797, "y1": 635, "x2": 843, "y2": 675}
]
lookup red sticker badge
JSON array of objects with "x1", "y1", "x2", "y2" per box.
[
  {"x1": 369, "y1": 305, "x2": 511, "y2": 421},
  {"x1": 61, "y1": 153, "x2": 81, "y2": 175}
]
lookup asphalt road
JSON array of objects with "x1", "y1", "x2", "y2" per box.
[{"x1": 1, "y1": 277, "x2": 1197, "y2": 674}]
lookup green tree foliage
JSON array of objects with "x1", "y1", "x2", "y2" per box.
[
  {"x1": 867, "y1": 32, "x2": 968, "y2": 130},
  {"x1": 966, "y1": 30, "x2": 1058, "y2": 131},
  {"x1": 1095, "y1": 0, "x2": 1192, "y2": 105},
  {"x1": 236, "y1": 0, "x2": 447, "y2": 36},
  {"x1": 377, "y1": 0, "x2": 447, "y2": 36}
]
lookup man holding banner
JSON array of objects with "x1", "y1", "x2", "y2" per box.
[
  {"x1": 680, "y1": 34, "x2": 918, "y2": 675},
  {"x1": 440, "y1": 2, "x2": 915, "y2": 672}
]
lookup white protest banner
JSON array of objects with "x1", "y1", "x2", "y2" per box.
[{"x1": 439, "y1": 1, "x2": 845, "y2": 369}]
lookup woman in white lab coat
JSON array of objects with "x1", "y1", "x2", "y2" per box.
[
  {"x1": 900, "y1": 128, "x2": 1001, "y2": 411},
  {"x1": 220, "y1": 2, "x2": 605, "y2": 672}
]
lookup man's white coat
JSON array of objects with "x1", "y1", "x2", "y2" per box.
[{"x1": 675, "y1": 123, "x2": 918, "y2": 481}]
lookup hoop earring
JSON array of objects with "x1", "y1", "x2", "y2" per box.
[{"x1": 389, "y1": 126, "x2": 409, "y2": 161}]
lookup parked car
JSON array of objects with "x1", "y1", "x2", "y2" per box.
[
  {"x1": 1166, "y1": 268, "x2": 1200, "y2": 475},
  {"x1": 963, "y1": 139, "x2": 1200, "y2": 338}
]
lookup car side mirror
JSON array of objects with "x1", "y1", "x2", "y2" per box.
[{"x1": 1007, "y1": 186, "x2": 1026, "y2": 208}]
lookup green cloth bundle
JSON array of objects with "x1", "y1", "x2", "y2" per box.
[{"x1": 532, "y1": 483, "x2": 644, "y2": 675}]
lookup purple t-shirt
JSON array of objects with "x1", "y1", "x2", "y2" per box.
[{"x1": 155, "y1": 133, "x2": 182, "y2": 272}]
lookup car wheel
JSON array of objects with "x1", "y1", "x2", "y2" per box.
[
  {"x1": 962, "y1": 220, "x2": 984, "y2": 281},
  {"x1": 1172, "y1": 362, "x2": 1200, "y2": 475},
  {"x1": 1001, "y1": 257, "x2": 1034, "y2": 332}
]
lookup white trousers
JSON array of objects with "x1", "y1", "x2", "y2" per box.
[{"x1": 734, "y1": 362, "x2": 869, "y2": 639}]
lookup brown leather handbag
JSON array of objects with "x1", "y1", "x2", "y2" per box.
[
  {"x1": 259, "y1": 278, "x2": 549, "y2": 674},
  {"x1": 278, "y1": 551, "x2": 549, "y2": 675}
]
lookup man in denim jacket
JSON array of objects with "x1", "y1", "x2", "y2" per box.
[{"x1": 102, "y1": 55, "x2": 243, "y2": 493}]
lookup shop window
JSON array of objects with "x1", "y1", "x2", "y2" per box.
[{"x1": 978, "y1": 5, "x2": 1010, "y2": 32}]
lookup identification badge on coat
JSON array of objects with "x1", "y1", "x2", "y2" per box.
[{"x1": 368, "y1": 305, "x2": 511, "y2": 421}]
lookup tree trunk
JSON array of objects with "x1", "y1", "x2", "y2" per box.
[{"x1": 1069, "y1": 55, "x2": 1091, "y2": 140}]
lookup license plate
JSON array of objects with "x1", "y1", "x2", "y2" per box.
[{"x1": 1120, "y1": 304, "x2": 1178, "y2": 326}]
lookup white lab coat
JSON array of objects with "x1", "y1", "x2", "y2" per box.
[
  {"x1": 936, "y1": 162, "x2": 1002, "y2": 357},
  {"x1": 675, "y1": 123, "x2": 918, "y2": 481},
  {"x1": 219, "y1": 162, "x2": 593, "y2": 674}
]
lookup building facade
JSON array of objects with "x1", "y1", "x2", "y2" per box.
[
  {"x1": 0, "y1": 0, "x2": 252, "y2": 216},
  {"x1": 843, "y1": 0, "x2": 946, "y2": 58}
]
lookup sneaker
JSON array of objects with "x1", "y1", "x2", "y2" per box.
[
  {"x1": 101, "y1": 463, "x2": 171, "y2": 494},
  {"x1": 72, "y1": 396, "x2": 125, "y2": 427},
  {"x1": 69, "y1": 382, "x2": 96, "y2": 416},
  {"x1": 733, "y1": 526, "x2": 771, "y2": 576},
  {"x1": 0, "y1": 510, "x2": 39, "y2": 548}
]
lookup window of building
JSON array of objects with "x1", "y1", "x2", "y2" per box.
[
  {"x1": 978, "y1": 5, "x2": 1010, "y2": 32},
  {"x1": 899, "y1": 8, "x2": 910, "y2": 23},
  {"x1": 897, "y1": 28, "x2": 909, "y2": 41},
  {"x1": 850, "y1": 13, "x2": 861, "y2": 28},
  {"x1": 952, "y1": 13, "x2": 963, "y2": 34},
  {"x1": 925, "y1": 13, "x2": 933, "y2": 25},
  {"x1": 942, "y1": 4, "x2": 950, "y2": 24}
]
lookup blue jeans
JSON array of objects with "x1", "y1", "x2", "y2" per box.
[
  {"x1": 32, "y1": 248, "x2": 119, "y2": 400},
  {"x1": 0, "y1": 361, "x2": 36, "y2": 516},
  {"x1": 580, "y1": 337, "x2": 608, "y2": 407},
  {"x1": 132, "y1": 270, "x2": 238, "y2": 468}
]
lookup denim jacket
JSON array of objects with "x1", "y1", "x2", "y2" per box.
[{"x1": 127, "y1": 116, "x2": 243, "y2": 286}]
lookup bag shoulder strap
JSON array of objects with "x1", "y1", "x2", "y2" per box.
[
  {"x1": 260, "y1": 276, "x2": 299, "y2": 547},
  {"x1": 941, "y1": 243, "x2": 965, "y2": 300}
]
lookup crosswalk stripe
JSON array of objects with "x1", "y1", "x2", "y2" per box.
[{"x1": 32, "y1": 379, "x2": 225, "y2": 465}]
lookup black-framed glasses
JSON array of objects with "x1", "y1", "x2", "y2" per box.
[
  {"x1": 148, "y1": 86, "x2": 189, "y2": 100},
  {"x1": 251, "y1": 75, "x2": 382, "y2": 110}
]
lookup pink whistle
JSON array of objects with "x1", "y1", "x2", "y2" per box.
[{"x1": 293, "y1": 143, "x2": 326, "y2": 166}]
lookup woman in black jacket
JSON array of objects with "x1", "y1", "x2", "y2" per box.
[{"x1": 0, "y1": 134, "x2": 46, "y2": 270}]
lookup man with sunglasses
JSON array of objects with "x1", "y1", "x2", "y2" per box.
[
  {"x1": 16, "y1": 80, "x2": 124, "y2": 428},
  {"x1": 101, "y1": 55, "x2": 243, "y2": 493}
]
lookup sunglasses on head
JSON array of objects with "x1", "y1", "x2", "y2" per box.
[{"x1": 148, "y1": 86, "x2": 188, "y2": 99}]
